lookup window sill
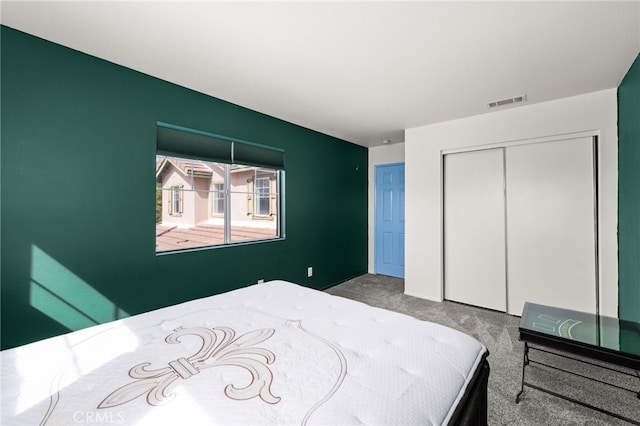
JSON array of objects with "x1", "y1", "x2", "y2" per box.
[{"x1": 156, "y1": 236, "x2": 285, "y2": 256}]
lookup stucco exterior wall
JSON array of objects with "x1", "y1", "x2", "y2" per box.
[{"x1": 159, "y1": 163, "x2": 277, "y2": 230}]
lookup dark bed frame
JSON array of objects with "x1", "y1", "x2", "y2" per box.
[{"x1": 447, "y1": 351, "x2": 490, "y2": 426}]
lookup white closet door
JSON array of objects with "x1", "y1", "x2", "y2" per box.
[
  {"x1": 506, "y1": 137, "x2": 597, "y2": 316},
  {"x1": 444, "y1": 149, "x2": 506, "y2": 311}
]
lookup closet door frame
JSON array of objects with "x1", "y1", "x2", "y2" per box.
[{"x1": 440, "y1": 131, "x2": 600, "y2": 315}]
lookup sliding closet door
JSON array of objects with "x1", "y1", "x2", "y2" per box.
[
  {"x1": 444, "y1": 149, "x2": 506, "y2": 311},
  {"x1": 505, "y1": 137, "x2": 597, "y2": 316}
]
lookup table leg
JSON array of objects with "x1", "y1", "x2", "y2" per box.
[{"x1": 515, "y1": 342, "x2": 530, "y2": 403}]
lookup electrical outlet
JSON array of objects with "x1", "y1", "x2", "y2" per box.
[
  {"x1": 307, "y1": 267, "x2": 313, "y2": 277},
  {"x1": 258, "y1": 279, "x2": 264, "y2": 284}
]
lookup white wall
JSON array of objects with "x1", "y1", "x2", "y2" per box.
[
  {"x1": 368, "y1": 143, "x2": 405, "y2": 273},
  {"x1": 405, "y1": 89, "x2": 618, "y2": 317}
]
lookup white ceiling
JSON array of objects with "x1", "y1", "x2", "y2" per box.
[{"x1": 2, "y1": 1, "x2": 639, "y2": 147}]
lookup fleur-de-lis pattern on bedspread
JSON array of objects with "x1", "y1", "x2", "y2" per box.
[{"x1": 98, "y1": 326, "x2": 281, "y2": 409}]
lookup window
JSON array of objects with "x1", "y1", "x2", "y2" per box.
[
  {"x1": 212, "y1": 183, "x2": 225, "y2": 215},
  {"x1": 255, "y1": 176, "x2": 271, "y2": 217},
  {"x1": 155, "y1": 123, "x2": 285, "y2": 254},
  {"x1": 170, "y1": 185, "x2": 183, "y2": 216}
]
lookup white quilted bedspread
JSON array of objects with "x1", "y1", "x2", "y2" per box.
[{"x1": 1, "y1": 280, "x2": 487, "y2": 425}]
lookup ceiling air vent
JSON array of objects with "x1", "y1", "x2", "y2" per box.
[{"x1": 488, "y1": 95, "x2": 527, "y2": 109}]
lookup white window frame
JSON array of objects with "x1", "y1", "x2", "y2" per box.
[
  {"x1": 254, "y1": 176, "x2": 271, "y2": 217},
  {"x1": 211, "y1": 182, "x2": 225, "y2": 216},
  {"x1": 169, "y1": 185, "x2": 182, "y2": 216}
]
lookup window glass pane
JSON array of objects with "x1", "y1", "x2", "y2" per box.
[
  {"x1": 255, "y1": 177, "x2": 270, "y2": 216},
  {"x1": 171, "y1": 186, "x2": 181, "y2": 215},
  {"x1": 212, "y1": 183, "x2": 225, "y2": 215},
  {"x1": 156, "y1": 156, "x2": 281, "y2": 253},
  {"x1": 229, "y1": 190, "x2": 278, "y2": 243}
]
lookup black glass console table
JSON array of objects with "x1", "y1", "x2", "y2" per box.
[{"x1": 516, "y1": 301, "x2": 640, "y2": 424}]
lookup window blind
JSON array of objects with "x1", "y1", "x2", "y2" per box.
[{"x1": 157, "y1": 122, "x2": 285, "y2": 169}]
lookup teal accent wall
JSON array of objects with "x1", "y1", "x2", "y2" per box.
[
  {"x1": 618, "y1": 53, "x2": 640, "y2": 323},
  {"x1": 0, "y1": 26, "x2": 368, "y2": 349}
]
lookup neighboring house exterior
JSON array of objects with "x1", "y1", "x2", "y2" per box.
[{"x1": 155, "y1": 157, "x2": 278, "y2": 230}]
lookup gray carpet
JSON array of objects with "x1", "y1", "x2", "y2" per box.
[{"x1": 325, "y1": 274, "x2": 640, "y2": 425}]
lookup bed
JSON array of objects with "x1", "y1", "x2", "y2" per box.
[{"x1": 1, "y1": 280, "x2": 489, "y2": 425}]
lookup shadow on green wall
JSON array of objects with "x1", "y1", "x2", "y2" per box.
[{"x1": 30, "y1": 245, "x2": 129, "y2": 331}]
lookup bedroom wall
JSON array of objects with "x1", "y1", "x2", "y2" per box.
[
  {"x1": 404, "y1": 89, "x2": 619, "y2": 317},
  {"x1": 367, "y1": 142, "x2": 405, "y2": 273},
  {"x1": 618, "y1": 53, "x2": 640, "y2": 322},
  {"x1": 0, "y1": 26, "x2": 368, "y2": 350}
]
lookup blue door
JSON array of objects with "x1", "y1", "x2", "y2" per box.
[{"x1": 375, "y1": 163, "x2": 405, "y2": 278}]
